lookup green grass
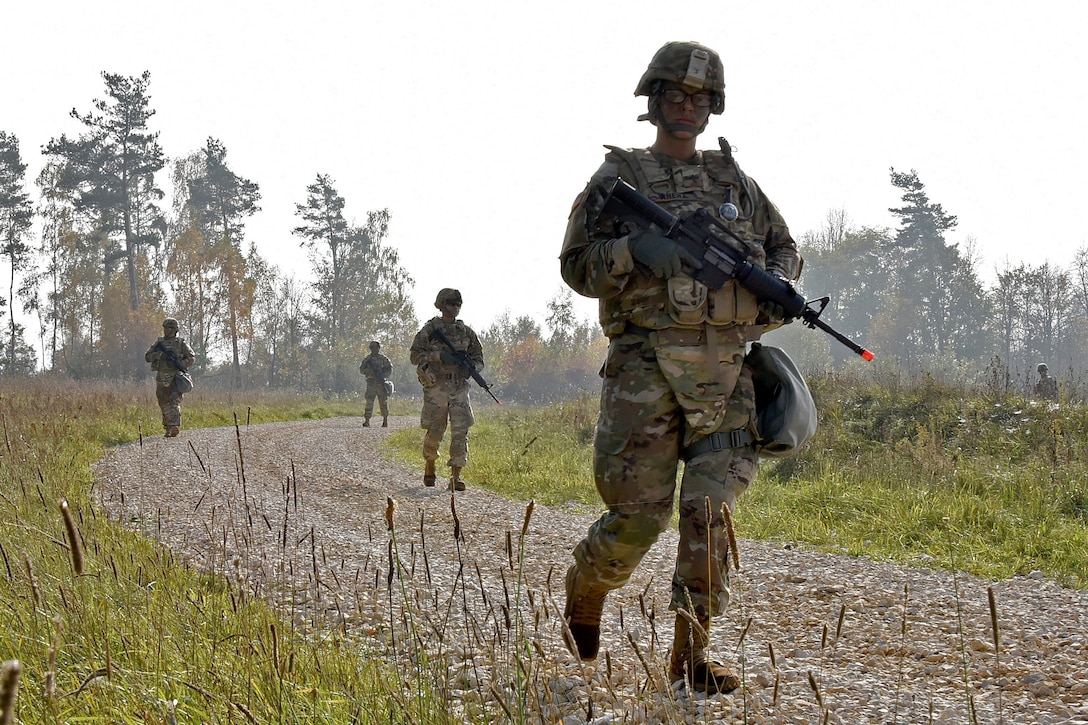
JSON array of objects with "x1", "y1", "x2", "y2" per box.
[
  {"x1": 386, "y1": 392, "x2": 602, "y2": 509},
  {"x1": 0, "y1": 378, "x2": 443, "y2": 724},
  {"x1": 4, "y1": 372, "x2": 1086, "y2": 722},
  {"x1": 742, "y1": 374, "x2": 1088, "y2": 587},
  {"x1": 389, "y1": 377, "x2": 1088, "y2": 589}
]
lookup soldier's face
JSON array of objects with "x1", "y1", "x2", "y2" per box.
[
  {"x1": 441, "y1": 301, "x2": 461, "y2": 320},
  {"x1": 658, "y1": 84, "x2": 711, "y2": 139}
]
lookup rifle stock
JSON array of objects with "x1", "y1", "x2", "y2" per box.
[
  {"x1": 598, "y1": 177, "x2": 874, "y2": 361},
  {"x1": 430, "y1": 328, "x2": 502, "y2": 405}
]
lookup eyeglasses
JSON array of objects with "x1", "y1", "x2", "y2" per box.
[{"x1": 661, "y1": 88, "x2": 716, "y2": 108}]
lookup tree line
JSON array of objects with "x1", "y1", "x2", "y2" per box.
[
  {"x1": 2, "y1": 71, "x2": 1085, "y2": 401},
  {"x1": 772, "y1": 168, "x2": 1088, "y2": 396},
  {"x1": 0, "y1": 71, "x2": 604, "y2": 401}
]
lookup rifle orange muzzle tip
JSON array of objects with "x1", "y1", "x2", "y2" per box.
[{"x1": 862, "y1": 350, "x2": 875, "y2": 361}]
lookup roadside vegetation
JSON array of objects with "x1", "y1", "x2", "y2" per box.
[
  {"x1": 387, "y1": 372, "x2": 1088, "y2": 589},
  {"x1": 0, "y1": 378, "x2": 436, "y2": 723},
  {"x1": 2, "y1": 371, "x2": 1085, "y2": 722}
]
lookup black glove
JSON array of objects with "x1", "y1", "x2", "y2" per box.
[
  {"x1": 757, "y1": 300, "x2": 790, "y2": 325},
  {"x1": 629, "y1": 231, "x2": 700, "y2": 279},
  {"x1": 439, "y1": 350, "x2": 460, "y2": 366}
]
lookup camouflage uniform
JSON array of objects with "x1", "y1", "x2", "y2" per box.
[
  {"x1": 144, "y1": 318, "x2": 196, "y2": 436},
  {"x1": 561, "y1": 125, "x2": 801, "y2": 621},
  {"x1": 360, "y1": 343, "x2": 393, "y2": 422},
  {"x1": 410, "y1": 309, "x2": 484, "y2": 470},
  {"x1": 1035, "y1": 363, "x2": 1058, "y2": 400}
]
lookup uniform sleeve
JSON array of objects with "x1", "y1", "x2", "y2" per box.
[
  {"x1": 379, "y1": 355, "x2": 393, "y2": 377},
  {"x1": 180, "y1": 341, "x2": 196, "y2": 368},
  {"x1": 559, "y1": 154, "x2": 640, "y2": 299},
  {"x1": 748, "y1": 176, "x2": 802, "y2": 282},
  {"x1": 466, "y1": 328, "x2": 484, "y2": 372},
  {"x1": 410, "y1": 323, "x2": 434, "y2": 367},
  {"x1": 145, "y1": 340, "x2": 161, "y2": 363}
]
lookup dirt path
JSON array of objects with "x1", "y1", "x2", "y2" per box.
[{"x1": 94, "y1": 417, "x2": 1088, "y2": 724}]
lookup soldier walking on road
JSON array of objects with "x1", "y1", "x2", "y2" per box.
[
  {"x1": 410, "y1": 288, "x2": 484, "y2": 492},
  {"x1": 144, "y1": 317, "x2": 196, "y2": 438},
  {"x1": 360, "y1": 340, "x2": 393, "y2": 427},
  {"x1": 558, "y1": 41, "x2": 802, "y2": 693}
]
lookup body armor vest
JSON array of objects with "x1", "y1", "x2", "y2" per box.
[{"x1": 595, "y1": 145, "x2": 766, "y2": 336}]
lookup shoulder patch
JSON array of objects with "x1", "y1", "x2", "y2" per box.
[{"x1": 568, "y1": 190, "x2": 585, "y2": 219}]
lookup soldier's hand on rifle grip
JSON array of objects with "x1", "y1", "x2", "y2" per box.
[
  {"x1": 439, "y1": 350, "x2": 460, "y2": 366},
  {"x1": 757, "y1": 300, "x2": 789, "y2": 326},
  {"x1": 629, "y1": 230, "x2": 700, "y2": 279}
]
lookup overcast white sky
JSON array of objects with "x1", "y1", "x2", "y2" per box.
[{"x1": 5, "y1": 0, "x2": 1087, "y2": 334}]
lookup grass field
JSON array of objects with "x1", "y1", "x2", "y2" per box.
[{"x1": 2, "y1": 372, "x2": 1085, "y2": 722}]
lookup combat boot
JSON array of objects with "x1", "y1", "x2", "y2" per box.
[
  {"x1": 423, "y1": 460, "x2": 436, "y2": 487},
  {"x1": 449, "y1": 466, "x2": 466, "y2": 491},
  {"x1": 563, "y1": 564, "x2": 608, "y2": 660},
  {"x1": 382, "y1": 417, "x2": 388, "y2": 428},
  {"x1": 668, "y1": 611, "x2": 740, "y2": 694},
  {"x1": 168, "y1": 425, "x2": 180, "y2": 438},
  {"x1": 362, "y1": 417, "x2": 370, "y2": 427}
]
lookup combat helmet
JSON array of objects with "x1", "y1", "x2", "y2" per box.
[
  {"x1": 369, "y1": 340, "x2": 381, "y2": 351},
  {"x1": 162, "y1": 317, "x2": 179, "y2": 330},
  {"x1": 1037, "y1": 363, "x2": 1049, "y2": 373},
  {"x1": 435, "y1": 288, "x2": 462, "y2": 309},
  {"x1": 635, "y1": 41, "x2": 726, "y2": 115}
]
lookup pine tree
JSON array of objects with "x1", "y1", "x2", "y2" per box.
[
  {"x1": 882, "y1": 168, "x2": 987, "y2": 368},
  {"x1": 0, "y1": 131, "x2": 37, "y2": 375},
  {"x1": 43, "y1": 71, "x2": 166, "y2": 314},
  {"x1": 293, "y1": 175, "x2": 416, "y2": 364},
  {"x1": 186, "y1": 138, "x2": 261, "y2": 386}
]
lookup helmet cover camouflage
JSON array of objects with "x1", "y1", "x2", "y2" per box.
[
  {"x1": 635, "y1": 41, "x2": 725, "y2": 114},
  {"x1": 162, "y1": 317, "x2": 179, "y2": 330},
  {"x1": 434, "y1": 288, "x2": 463, "y2": 309},
  {"x1": 1037, "y1": 363, "x2": 1049, "y2": 372}
]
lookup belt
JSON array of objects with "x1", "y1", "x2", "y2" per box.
[{"x1": 683, "y1": 428, "x2": 753, "y2": 460}]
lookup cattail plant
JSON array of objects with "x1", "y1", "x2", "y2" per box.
[
  {"x1": 44, "y1": 617, "x2": 60, "y2": 701},
  {"x1": 808, "y1": 669, "x2": 825, "y2": 719},
  {"x1": 60, "y1": 499, "x2": 84, "y2": 576},
  {"x1": 0, "y1": 660, "x2": 21, "y2": 725},
  {"x1": 988, "y1": 586, "x2": 1003, "y2": 725},
  {"x1": 720, "y1": 501, "x2": 740, "y2": 571},
  {"x1": 23, "y1": 554, "x2": 40, "y2": 608},
  {"x1": 893, "y1": 582, "x2": 909, "y2": 725}
]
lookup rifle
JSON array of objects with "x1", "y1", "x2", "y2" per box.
[
  {"x1": 362, "y1": 356, "x2": 387, "y2": 383},
  {"x1": 430, "y1": 327, "x2": 502, "y2": 405},
  {"x1": 155, "y1": 340, "x2": 189, "y2": 372},
  {"x1": 597, "y1": 177, "x2": 874, "y2": 361},
  {"x1": 155, "y1": 340, "x2": 194, "y2": 393}
]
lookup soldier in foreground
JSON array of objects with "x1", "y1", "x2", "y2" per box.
[
  {"x1": 144, "y1": 317, "x2": 196, "y2": 438},
  {"x1": 559, "y1": 41, "x2": 801, "y2": 693},
  {"x1": 359, "y1": 340, "x2": 393, "y2": 427},
  {"x1": 409, "y1": 288, "x2": 485, "y2": 492}
]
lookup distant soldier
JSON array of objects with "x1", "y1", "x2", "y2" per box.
[
  {"x1": 360, "y1": 340, "x2": 393, "y2": 427},
  {"x1": 409, "y1": 288, "x2": 484, "y2": 492},
  {"x1": 1035, "y1": 363, "x2": 1058, "y2": 400},
  {"x1": 144, "y1": 317, "x2": 196, "y2": 437}
]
